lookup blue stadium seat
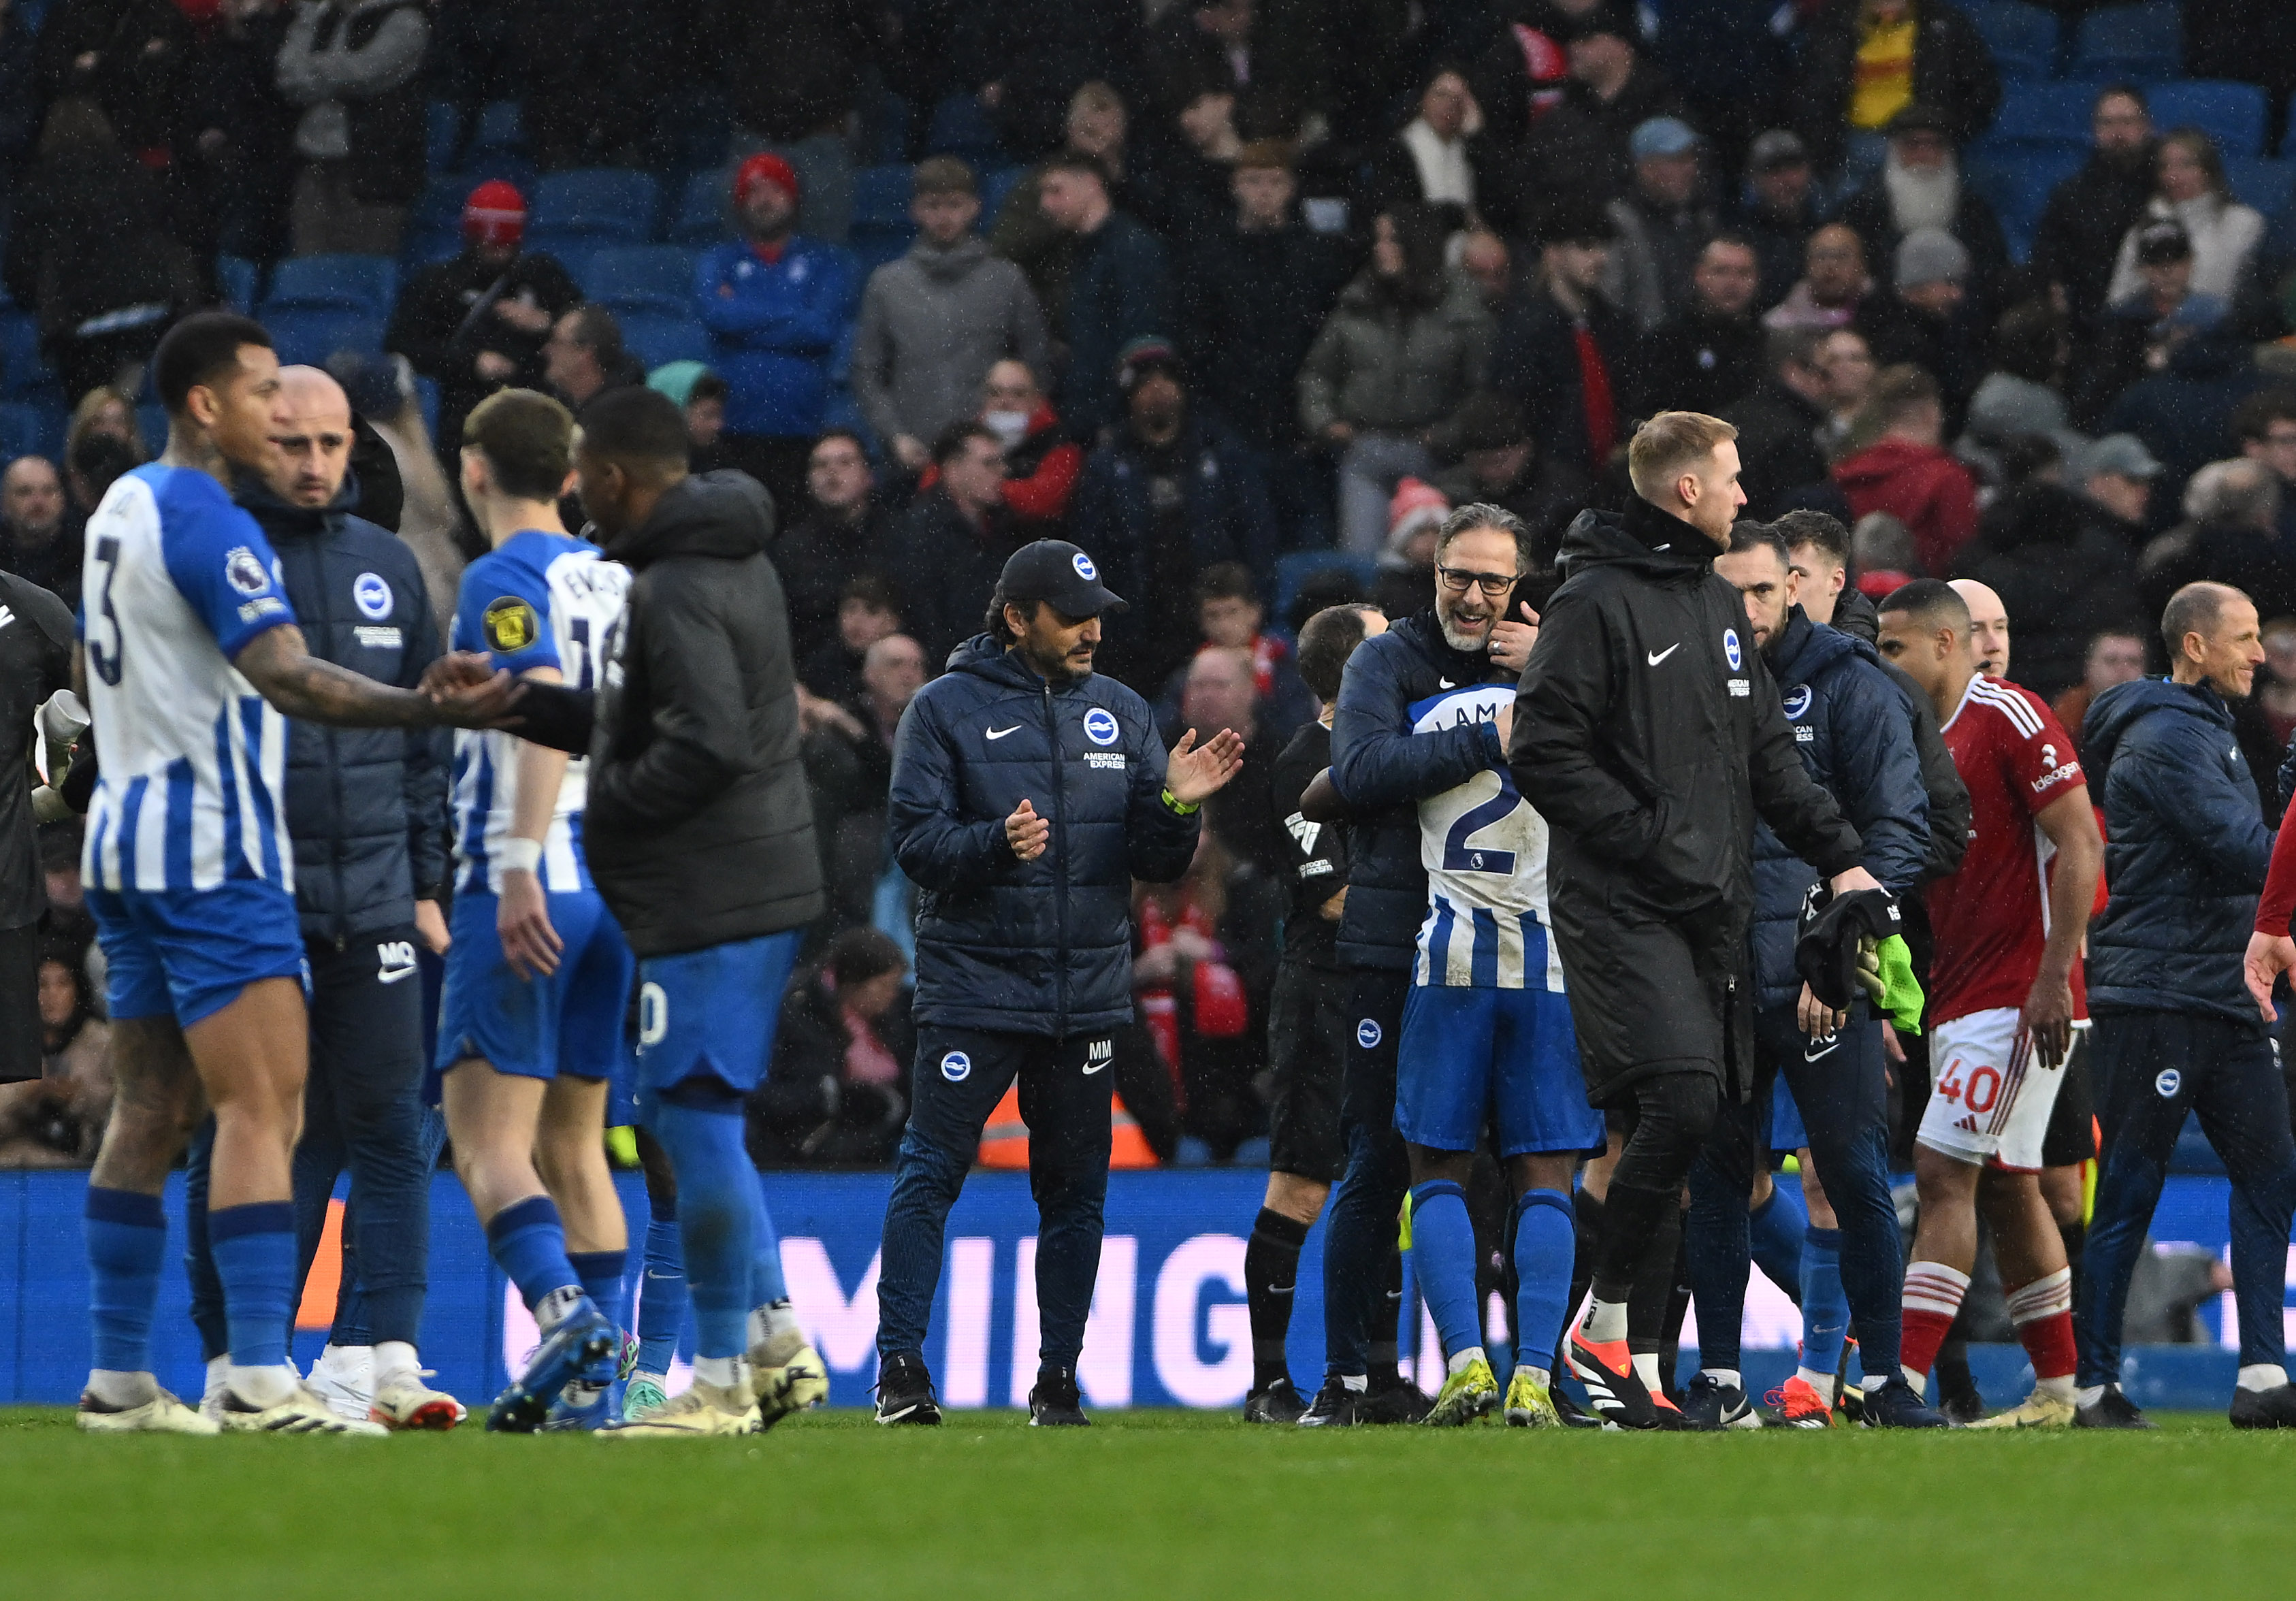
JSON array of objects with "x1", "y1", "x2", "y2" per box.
[
  {"x1": 2225, "y1": 157, "x2": 2296, "y2": 216},
  {"x1": 425, "y1": 101, "x2": 462, "y2": 175},
  {"x1": 415, "y1": 375, "x2": 440, "y2": 439},
  {"x1": 616, "y1": 313, "x2": 710, "y2": 371},
  {"x1": 1967, "y1": 3, "x2": 2059, "y2": 82},
  {"x1": 470, "y1": 99, "x2": 525, "y2": 161},
  {"x1": 530, "y1": 169, "x2": 660, "y2": 248},
  {"x1": 2147, "y1": 80, "x2": 2270, "y2": 158},
  {"x1": 1967, "y1": 143, "x2": 2088, "y2": 262},
  {"x1": 982, "y1": 164, "x2": 1027, "y2": 223},
  {"x1": 854, "y1": 165, "x2": 913, "y2": 231},
  {"x1": 217, "y1": 255, "x2": 260, "y2": 316},
  {"x1": 263, "y1": 254, "x2": 398, "y2": 319},
  {"x1": 136, "y1": 402, "x2": 167, "y2": 451},
  {"x1": 1986, "y1": 81, "x2": 2109, "y2": 145},
  {"x1": 1272, "y1": 550, "x2": 1378, "y2": 626},
  {"x1": 265, "y1": 310, "x2": 384, "y2": 369},
  {"x1": 1, "y1": 312, "x2": 48, "y2": 400},
  {"x1": 579, "y1": 245, "x2": 697, "y2": 317},
  {"x1": 673, "y1": 168, "x2": 732, "y2": 244},
  {"x1": 849, "y1": 231, "x2": 913, "y2": 278},
  {"x1": 2070, "y1": 3, "x2": 2181, "y2": 82},
  {"x1": 0, "y1": 400, "x2": 59, "y2": 462}
]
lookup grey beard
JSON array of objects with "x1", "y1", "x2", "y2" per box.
[
  {"x1": 1885, "y1": 156, "x2": 1959, "y2": 234},
  {"x1": 1439, "y1": 615, "x2": 1492, "y2": 653}
]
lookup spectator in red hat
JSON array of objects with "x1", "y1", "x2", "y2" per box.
[
  {"x1": 696, "y1": 151, "x2": 861, "y2": 523},
  {"x1": 384, "y1": 180, "x2": 581, "y2": 453}
]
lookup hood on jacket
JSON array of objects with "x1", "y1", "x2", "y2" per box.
[
  {"x1": 1555, "y1": 496, "x2": 1720, "y2": 583},
  {"x1": 600, "y1": 470, "x2": 773, "y2": 569},
  {"x1": 230, "y1": 466, "x2": 367, "y2": 537},
  {"x1": 909, "y1": 235, "x2": 990, "y2": 282},
  {"x1": 1833, "y1": 436, "x2": 1957, "y2": 494},
  {"x1": 1765, "y1": 607, "x2": 1869, "y2": 688},
  {"x1": 1832, "y1": 585, "x2": 1881, "y2": 643},
  {"x1": 943, "y1": 631, "x2": 1046, "y2": 685},
  {"x1": 2083, "y1": 675, "x2": 2230, "y2": 795}
]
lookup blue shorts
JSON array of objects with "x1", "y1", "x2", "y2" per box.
[
  {"x1": 632, "y1": 930, "x2": 803, "y2": 1114},
  {"x1": 89, "y1": 879, "x2": 307, "y2": 1029},
  {"x1": 430, "y1": 889, "x2": 634, "y2": 1095},
  {"x1": 1768, "y1": 1073, "x2": 1808, "y2": 1157},
  {"x1": 1395, "y1": 982, "x2": 1603, "y2": 1157}
]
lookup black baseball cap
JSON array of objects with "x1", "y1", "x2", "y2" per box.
[{"x1": 998, "y1": 540, "x2": 1128, "y2": 617}]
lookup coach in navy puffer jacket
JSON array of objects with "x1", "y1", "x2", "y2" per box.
[
  {"x1": 889, "y1": 632, "x2": 1199, "y2": 1038},
  {"x1": 1748, "y1": 606, "x2": 1929, "y2": 1009}
]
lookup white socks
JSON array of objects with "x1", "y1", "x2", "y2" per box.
[
  {"x1": 1446, "y1": 1347, "x2": 1486, "y2": 1378},
  {"x1": 747, "y1": 1299, "x2": 801, "y2": 1350},
  {"x1": 1704, "y1": 1368, "x2": 1743, "y2": 1393},
  {"x1": 371, "y1": 1342, "x2": 417, "y2": 1390},
  {"x1": 693, "y1": 1355, "x2": 748, "y2": 1391},
  {"x1": 228, "y1": 1363, "x2": 299, "y2": 1408},
  {"x1": 203, "y1": 1354, "x2": 230, "y2": 1403},
  {"x1": 2238, "y1": 1363, "x2": 2289, "y2": 1393},
  {"x1": 1581, "y1": 1297, "x2": 1628, "y2": 1343},
  {"x1": 1630, "y1": 1351, "x2": 1661, "y2": 1390},
  {"x1": 86, "y1": 1369, "x2": 157, "y2": 1408},
  {"x1": 1339, "y1": 1373, "x2": 1368, "y2": 1393},
  {"x1": 2076, "y1": 1384, "x2": 2106, "y2": 1408},
  {"x1": 1795, "y1": 1366, "x2": 1837, "y2": 1404}
]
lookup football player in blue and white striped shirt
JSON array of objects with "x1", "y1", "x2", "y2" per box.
[
  {"x1": 430, "y1": 388, "x2": 637, "y2": 1432},
  {"x1": 75, "y1": 314, "x2": 512, "y2": 1436},
  {"x1": 1391, "y1": 512, "x2": 1603, "y2": 1429}
]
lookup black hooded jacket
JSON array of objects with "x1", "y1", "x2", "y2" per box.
[{"x1": 581, "y1": 472, "x2": 824, "y2": 958}]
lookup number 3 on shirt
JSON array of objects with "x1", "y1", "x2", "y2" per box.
[{"x1": 84, "y1": 535, "x2": 125, "y2": 685}]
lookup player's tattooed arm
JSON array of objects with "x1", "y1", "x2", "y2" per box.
[{"x1": 238, "y1": 625, "x2": 519, "y2": 728}]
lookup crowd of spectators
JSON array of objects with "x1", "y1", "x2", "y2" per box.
[{"x1": 11, "y1": 0, "x2": 2296, "y2": 1171}]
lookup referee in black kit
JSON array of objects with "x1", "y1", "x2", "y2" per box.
[
  {"x1": 0, "y1": 566, "x2": 78, "y2": 1082},
  {"x1": 871, "y1": 540, "x2": 1244, "y2": 1428}
]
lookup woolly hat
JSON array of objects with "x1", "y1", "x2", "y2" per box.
[
  {"x1": 462, "y1": 180, "x2": 526, "y2": 247},
  {"x1": 1896, "y1": 227, "x2": 1970, "y2": 288},
  {"x1": 735, "y1": 152, "x2": 800, "y2": 208}
]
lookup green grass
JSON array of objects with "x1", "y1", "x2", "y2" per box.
[{"x1": 4, "y1": 1405, "x2": 2291, "y2": 1599}]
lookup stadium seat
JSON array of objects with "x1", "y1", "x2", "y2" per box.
[
  {"x1": 2225, "y1": 156, "x2": 2296, "y2": 216},
  {"x1": 1272, "y1": 550, "x2": 1377, "y2": 625},
  {"x1": 616, "y1": 313, "x2": 710, "y2": 371},
  {"x1": 136, "y1": 402, "x2": 166, "y2": 449},
  {"x1": 2070, "y1": 2, "x2": 2181, "y2": 82},
  {"x1": 854, "y1": 165, "x2": 913, "y2": 231},
  {"x1": 415, "y1": 375, "x2": 440, "y2": 438},
  {"x1": 425, "y1": 100, "x2": 462, "y2": 175},
  {"x1": 2146, "y1": 80, "x2": 2269, "y2": 158},
  {"x1": 1, "y1": 312, "x2": 48, "y2": 400},
  {"x1": 262, "y1": 254, "x2": 397, "y2": 319},
  {"x1": 673, "y1": 168, "x2": 733, "y2": 244},
  {"x1": 265, "y1": 310, "x2": 384, "y2": 370},
  {"x1": 1986, "y1": 81, "x2": 2109, "y2": 145},
  {"x1": 1966, "y1": 3, "x2": 2059, "y2": 82},
  {"x1": 1967, "y1": 144, "x2": 2088, "y2": 262},
  {"x1": 982, "y1": 164, "x2": 1027, "y2": 223},
  {"x1": 217, "y1": 255, "x2": 259, "y2": 316},
  {"x1": 579, "y1": 245, "x2": 697, "y2": 317},
  {"x1": 849, "y1": 231, "x2": 913, "y2": 277},
  {"x1": 469, "y1": 99, "x2": 525, "y2": 163},
  {"x1": 0, "y1": 400, "x2": 59, "y2": 462},
  {"x1": 530, "y1": 169, "x2": 660, "y2": 250}
]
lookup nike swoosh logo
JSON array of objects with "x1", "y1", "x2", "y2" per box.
[
  {"x1": 1646, "y1": 645, "x2": 1680, "y2": 666},
  {"x1": 986, "y1": 726, "x2": 1021, "y2": 740},
  {"x1": 378, "y1": 963, "x2": 417, "y2": 986},
  {"x1": 1805, "y1": 1035, "x2": 1840, "y2": 1061},
  {"x1": 1083, "y1": 1058, "x2": 1109, "y2": 1075},
  {"x1": 1438, "y1": 678, "x2": 1455, "y2": 689}
]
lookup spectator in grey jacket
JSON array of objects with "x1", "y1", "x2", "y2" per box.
[
  {"x1": 1299, "y1": 204, "x2": 1492, "y2": 554},
  {"x1": 276, "y1": 0, "x2": 430, "y2": 257},
  {"x1": 852, "y1": 157, "x2": 1049, "y2": 474}
]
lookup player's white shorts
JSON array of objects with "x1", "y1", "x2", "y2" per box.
[{"x1": 1916, "y1": 1007, "x2": 2089, "y2": 1172}]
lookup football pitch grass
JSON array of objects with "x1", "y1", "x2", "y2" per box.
[{"x1": 4, "y1": 1405, "x2": 2289, "y2": 1598}]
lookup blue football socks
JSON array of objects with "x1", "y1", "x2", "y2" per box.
[
  {"x1": 1800, "y1": 1225, "x2": 1850, "y2": 1383},
  {"x1": 648, "y1": 1096, "x2": 757, "y2": 1361},
  {"x1": 636, "y1": 1205, "x2": 688, "y2": 1376},
  {"x1": 208, "y1": 1201, "x2": 297, "y2": 1370},
  {"x1": 1510, "y1": 1189, "x2": 1576, "y2": 1374},
  {"x1": 1749, "y1": 1182, "x2": 1809, "y2": 1300},
  {"x1": 570, "y1": 1249, "x2": 628, "y2": 1333},
  {"x1": 485, "y1": 1194, "x2": 582, "y2": 1316},
  {"x1": 85, "y1": 1186, "x2": 166, "y2": 1375},
  {"x1": 1407, "y1": 1181, "x2": 1483, "y2": 1363}
]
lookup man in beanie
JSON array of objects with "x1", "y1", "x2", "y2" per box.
[
  {"x1": 873, "y1": 539, "x2": 1244, "y2": 1425},
  {"x1": 1072, "y1": 335, "x2": 1275, "y2": 694},
  {"x1": 385, "y1": 181, "x2": 581, "y2": 453},
  {"x1": 1854, "y1": 226, "x2": 1985, "y2": 427},
  {"x1": 696, "y1": 152, "x2": 860, "y2": 521}
]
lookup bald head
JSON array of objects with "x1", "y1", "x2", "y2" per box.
[
  {"x1": 1182, "y1": 645, "x2": 1257, "y2": 736},
  {"x1": 2, "y1": 455, "x2": 65, "y2": 540},
  {"x1": 1949, "y1": 578, "x2": 2009, "y2": 677},
  {"x1": 266, "y1": 366, "x2": 354, "y2": 509}
]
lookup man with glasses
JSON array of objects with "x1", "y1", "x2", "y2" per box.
[{"x1": 1295, "y1": 504, "x2": 1539, "y2": 1424}]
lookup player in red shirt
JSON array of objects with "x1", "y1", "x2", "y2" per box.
[{"x1": 1877, "y1": 581, "x2": 2105, "y2": 1427}]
